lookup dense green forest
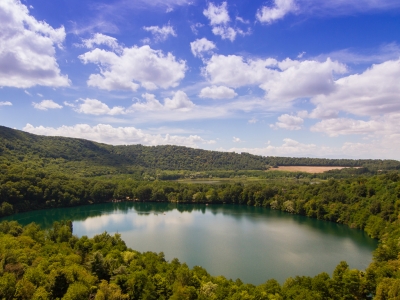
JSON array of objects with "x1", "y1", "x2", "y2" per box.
[
  {"x1": 1, "y1": 126, "x2": 400, "y2": 176},
  {"x1": 2, "y1": 125, "x2": 400, "y2": 299},
  {"x1": 1, "y1": 172, "x2": 400, "y2": 298},
  {"x1": 1, "y1": 172, "x2": 400, "y2": 299}
]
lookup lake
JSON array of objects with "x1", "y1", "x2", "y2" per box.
[{"x1": 2, "y1": 202, "x2": 378, "y2": 284}]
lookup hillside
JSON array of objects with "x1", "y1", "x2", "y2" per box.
[{"x1": 1, "y1": 125, "x2": 399, "y2": 175}]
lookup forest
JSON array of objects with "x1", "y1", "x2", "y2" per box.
[
  {"x1": 1, "y1": 126, "x2": 400, "y2": 176},
  {"x1": 1, "y1": 172, "x2": 400, "y2": 299},
  {"x1": 1, "y1": 125, "x2": 400, "y2": 299}
]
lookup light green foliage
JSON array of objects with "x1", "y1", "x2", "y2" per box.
[{"x1": 1, "y1": 124, "x2": 400, "y2": 299}]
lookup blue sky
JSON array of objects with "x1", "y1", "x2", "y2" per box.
[{"x1": 1, "y1": 0, "x2": 400, "y2": 159}]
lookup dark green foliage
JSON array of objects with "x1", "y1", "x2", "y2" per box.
[
  {"x1": 2, "y1": 125, "x2": 400, "y2": 298},
  {"x1": 1, "y1": 126, "x2": 399, "y2": 177},
  {"x1": 0, "y1": 172, "x2": 400, "y2": 298}
]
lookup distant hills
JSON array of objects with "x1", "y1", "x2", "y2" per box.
[{"x1": 1, "y1": 125, "x2": 399, "y2": 174}]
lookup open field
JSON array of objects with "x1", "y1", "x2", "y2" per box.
[{"x1": 270, "y1": 166, "x2": 351, "y2": 173}]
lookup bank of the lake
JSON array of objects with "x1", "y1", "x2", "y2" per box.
[{"x1": 3, "y1": 202, "x2": 378, "y2": 284}]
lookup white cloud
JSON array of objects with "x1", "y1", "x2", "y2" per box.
[
  {"x1": 315, "y1": 43, "x2": 400, "y2": 65},
  {"x1": 261, "y1": 58, "x2": 347, "y2": 101},
  {"x1": 190, "y1": 38, "x2": 216, "y2": 58},
  {"x1": 311, "y1": 113, "x2": 400, "y2": 137},
  {"x1": 236, "y1": 16, "x2": 249, "y2": 24},
  {"x1": 203, "y1": 55, "x2": 347, "y2": 101},
  {"x1": 310, "y1": 59, "x2": 400, "y2": 118},
  {"x1": 297, "y1": 51, "x2": 306, "y2": 58},
  {"x1": 164, "y1": 91, "x2": 195, "y2": 111},
  {"x1": 143, "y1": 24, "x2": 177, "y2": 42},
  {"x1": 37, "y1": 93, "x2": 43, "y2": 97},
  {"x1": 310, "y1": 118, "x2": 382, "y2": 137},
  {"x1": 271, "y1": 114, "x2": 304, "y2": 130},
  {"x1": 218, "y1": 136, "x2": 400, "y2": 159},
  {"x1": 256, "y1": 0, "x2": 297, "y2": 24},
  {"x1": 203, "y1": 2, "x2": 244, "y2": 42},
  {"x1": 23, "y1": 123, "x2": 215, "y2": 148},
  {"x1": 203, "y1": 54, "x2": 276, "y2": 88},
  {"x1": 220, "y1": 138, "x2": 318, "y2": 157},
  {"x1": 79, "y1": 44, "x2": 187, "y2": 91},
  {"x1": 0, "y1": 0, "x2": 69, "y2": 88},
  {"x1": 232, "y1": 137, "x2": 242, "y2": 143},
  {"x1": 74, "y1": 98, "x2": 126, "y2": 115},
  {"x1": 0, "y1": 101, "x2": 12, "y2": 106},
  {"x1": 199, "y1": 85, "x2": 237, "y2": 99},
  {"x1": 79, "y1": 33, "x2": 121, "y2": 51},
  {"x1": 129, "y1": 91, "x2": 195, "y2": 112},
  {"x1": 256, "y1": 0, "x2": 400, "y2": 22},
  {"x1": 190, "y1": 23, "x2": 204, "y2": 35},
  {"x1": 211, "y1": 26, "x2": 237, "y2": 42},
  {"x1": 32, "y1": 100, "x2": 63, "y2": 110},
  {"x1": 24, "y1": 90, "x2": 32, "y2": 96},
  {"x1": 203, "y1": 2, "x2": 230, "y2": 25},
  {"x1": 130, "y1": 93, "x2": 164, "y2": 111}
]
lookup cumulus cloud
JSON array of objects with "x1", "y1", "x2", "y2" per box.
[
  {"x1": 211, "y1": 26, "x2": 237, "y2": 42},
  {"x1": 79, "y1": 33, "x2": 121, "y2": 51},
  {"x1": 74, "y1": 98, "x2": 126, "y2": 115},
  {"x1": 261, "y1": 58, "x2": 347, "y2": 101},
  {"x1": 199, "y1": 85, "x2": 237, "y2": 99},
  {"x1": 32, "y1": 100, "x2": 63, "y2": 110},
  {"x1": 143, "y1": 24, "x2": 177, "y2": 42},
  {"x1": 130, "y1": 93, "x2": 164, "y2": 111},
  {"x1": 232, "y1": 137, "x2": 242, "y2": 143},
  {"x1": 203, "y1": 2, "x2": 230, "y2": 25},
  {"x1": 204, "y1": 55, "x2": 346, "y2": 101},
  {"x1": 310, "y1": 59, "x2": 400, "y2": 118},
  {"x1": 79, "y1": 44, "x2": 187, "y2": 91},
  {"x1": 299, "y1": 59, "x2": 400, "y2": 154},
  {"x1": 271, "y1": 114, "x2": 304, "y2": 130},
  {"x1": 129, "y1": 91, "x2": 195, "y2": 112},
  {"x1": 23, "y1": 123, "x2": 215, "y2": 148},
  {"x1": 203, "y1": 54, "x2": 276, "y2": 88},
  {"x1": 164, "y1": 91, "x2": 195, "y2": 110},
  {"x1": 310, "y1": 118, "x2": 382, "y2": 137},
  {"x1": 203, "y1": 2, "x2": 247, "y2": 42},
  {"x1": 190, "y1": 38, "x2": 216, "y2": 58},
  {"x1": 0, "y1": 0, "x2": 69, "y2": 88},
  {"x1": 256, "y1": 0, "x2": 297, "y2": 24},
  {"x1": 0, "y1": 101, "x2": 12, "y2": 106},
  {"x1": 310, "y1": 113, "x2": 400, "y2": 138}
]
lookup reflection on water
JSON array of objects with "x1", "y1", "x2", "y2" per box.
[{"x1": 2, "y1": 202, "x2": 378, "y2": 284}]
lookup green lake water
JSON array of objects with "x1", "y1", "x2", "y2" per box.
[{"x1": 3, "y1": 202, "x2": 378, "y2": 284}]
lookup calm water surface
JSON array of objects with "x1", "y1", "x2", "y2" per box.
[{"x1": 3, "y1": 202, "x2": 378, "y2": 284}]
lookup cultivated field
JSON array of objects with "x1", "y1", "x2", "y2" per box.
[{"x1": 270, "y1": 166, "x2": 351, "y2": 173}]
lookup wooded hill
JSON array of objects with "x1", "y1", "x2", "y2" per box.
[{"x1": 1, "y1": 125, "x2": 399, "y2": 175}]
